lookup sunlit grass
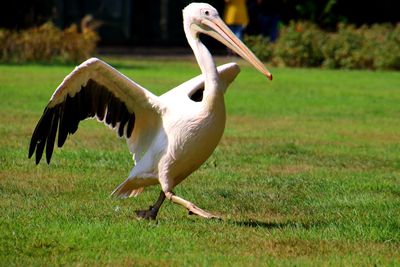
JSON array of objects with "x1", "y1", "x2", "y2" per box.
[{"x1": 0, "y1": 58, "x2": 399, "y2": 266}]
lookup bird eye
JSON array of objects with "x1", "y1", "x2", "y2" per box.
[{"x1": 205, "y1": 10, "x2": 209, "y2": 16}]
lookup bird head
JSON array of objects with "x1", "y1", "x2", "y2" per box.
[{"x1": 183, "y1": 3, "x2": 272, "y2": 80}]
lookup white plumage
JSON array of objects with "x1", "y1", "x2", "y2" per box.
[{"x1": 29, "y1": 3, "x2": 272, "y2": 219}]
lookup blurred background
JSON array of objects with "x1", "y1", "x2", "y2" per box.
[
  {"x1": 0, "y1": 0, "x2": 398, "y2": 69},
  {"x1": 0, "y1": 0, "x2": 398, "y2": 46}
]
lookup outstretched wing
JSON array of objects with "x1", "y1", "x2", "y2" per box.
[
  {"x1": 160, "y1": 62, "x2": 240, "y2": 102},
  {"x1": 29, "y1": 57, "x2": 162, "y2": 164}
]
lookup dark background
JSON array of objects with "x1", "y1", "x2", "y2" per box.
[{"x1": 0, "y1": 0, "x2": 398, "y2": 46}]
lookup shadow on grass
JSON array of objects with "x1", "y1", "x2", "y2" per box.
[
  {"x1": 230, "y1": 219, "x2": 291, "y2": 229},
  {"x1": 230, "y1": 218, "x2": 330, "y2": 229}
]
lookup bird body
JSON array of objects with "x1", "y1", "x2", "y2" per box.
[
  {"x1": 29, "y1": 3, "x2": 271, "y2": 219},
  {"x1": 160, "y1": 92, "x2": 226, "y2": 190},
  {"x1": 114, "y1": 61, "x2": 236, "y2": 197}
]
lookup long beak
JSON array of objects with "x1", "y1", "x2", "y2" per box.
[{"x1": 202, "y1": 17, "x2": 273, "y2": 81}]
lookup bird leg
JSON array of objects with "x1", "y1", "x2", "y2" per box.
[
  {"x1": 165, "y1": 191, "x2": 220, "y2": 219},
  {"x1": 135, "y1": 191, "x2": 166, "y2": 220}
]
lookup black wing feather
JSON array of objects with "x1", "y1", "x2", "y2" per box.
[
  {"x1": 29, "y1": 107, "x2": 54, "y2": 160},
  {"x1": 118, "y1": 105, "x2": 131, "y2": 137},
  {"x1": 29, "y1": 79, "x2": 135, "y2": 164},
  {"x1": 126, "y1": 113, "x2": 135, "y2": 138},
  {"x1": 68, "y1": 93, "x2": 80, "y2": 135},
  {"x1": 105, "y1": 96, "x2": 115, "y2": 125},
  {"x1": 111, "y1": 98, "x2": 122, "y2": 128},
  {"x1": 57, "y1": 95, "x2": 72, "y2": 148},
  {"x1": 33, "y1": 108, "x2": 55, "y2": 164},
  {"x1": 96, "y1": 87, "x2": 110, "y2": 121},
  {"x1": 45, "y1": 106, "x2": 60, "y2": 164}
]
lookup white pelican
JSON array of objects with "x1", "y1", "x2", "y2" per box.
[{"x1": 28, "y1": 3, "x2": 272, "y2": 219}]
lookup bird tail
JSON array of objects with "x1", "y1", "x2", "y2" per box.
[
  {"x1": 110, "y1": 178, "x2": 144, "y2": 198},
  {"x1": 111, "y1": 176, "x2": 158, "y2": 198}
]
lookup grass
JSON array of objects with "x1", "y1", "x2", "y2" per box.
[{"x1": 0, "y1": 57, "x2": 399, "y2": 266}]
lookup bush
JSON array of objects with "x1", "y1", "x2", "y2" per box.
[
  {"x1": 61, "y1": 24, "x2": 99, "y2": 62},
  {"x1": 16, "y1": 23, "x2": 63, "y2": 62},
  {"x1": 0, "y1": 29, "x2": 13, "y2": 62},
  {"x1": 244, "y1": 35, "x2": 273, "y2": 62},
  {"x1": 322, "y1": 24, "x2": 375, "y2": 69},
  {"x1": 273, "y1": 21, "x2": 326, "y2": 67},
  {"x1": 321, "y1": 23, "x2": 400, "y2": 70},
  {"x1": 0, "y1": 22, "x2": 99, "y2": 63},
  {"x1": 245, "y1": 22, "x2": 400, "y2": 70},
  {"x1": 371, "y1": 24, "x2": 400, "y2": 70}
]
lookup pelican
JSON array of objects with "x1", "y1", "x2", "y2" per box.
[{"x1": 28, "y1": 3, "x2": 272, "y2": 219}]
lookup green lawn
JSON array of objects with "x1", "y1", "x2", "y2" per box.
[{"x1": 0, "y1": 57, "x2": 399, "y2": 266}]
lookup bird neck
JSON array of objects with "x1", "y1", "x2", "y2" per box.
[{"x1": 189, "y1": 35, "x2": 223, "y2": 109}]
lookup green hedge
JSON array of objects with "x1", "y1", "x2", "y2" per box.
[
  {"x1": 0, "y1": 22, "x2": 99, "y2": 63},
  {"x1": 245, "y1": 22, "x2": 400, "y2": 70},
  {"x1": 2, "y1": 21, "x2": 398, "y2": 70}
]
